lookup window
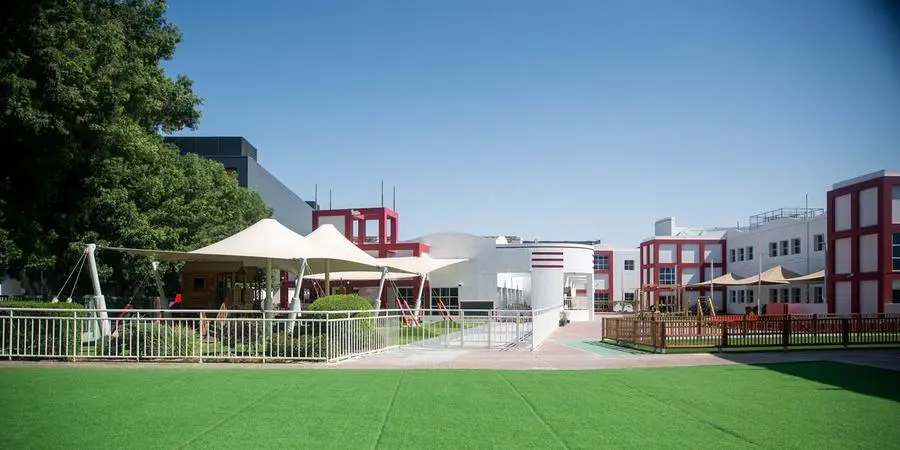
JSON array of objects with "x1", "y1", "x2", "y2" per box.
[
  {"x1": 593, "y1": 254, "x2": 609, "y2": 271},
  {"x1": 430, "y1": 287, "x2": 459, "y2": 310},
  {"x1": 594, "y1": 292, "x2": 610, "y2": 310},
  {"x1": 893, "y1": 233, "x2": 900, "y2": 271},
  {"x1": 624, "y1": 292, "x2": 635, "y2": 302},
  {"x1": 737, "y1": 248, "x2": 745, "y2": 261},
  {"x1": 791, "y1": 238, "x2": 801, "y2": 255},
  {"x1": 791, "y1": 288, "x2": 801, "y2": 303},
  {"x1": 192, "y1": 278, "x2": 206, "y2": 290},
  {"x1": 729, "y1": 249, "x2": 736, "y2": 262},
  {"x1": 747, "y1": 289, "x2": 754, "y2": 304},
  {"x1": 738, "y1": 290, "x2": 746, "y2": 303},
  {"x1": 396, "y1": 287, "x2": 414, "y2": 303},
  {"x1": 624, "y1": 260, "x2": 635, "y2": 271},
  {"x1": 659, "y1": 267, "x2": 676, "y2": 285},
  {"x1": 769, "y1": 242, "x2": 778, "y2": 257},
  {"x1": 813, "y1": 286, "x2": 824, "y2": 303},
  {"x1": 893, "y1": 281, "x2": 900, "y2": 304},
  {"x1": 782, "y1": 288, "x2": 791, "y2": 303},
  {"x1": 746, "y1": 246, "x2": 754, "y2": 261},
  {"x1": 730, "y1": 290, "x2": 737, "y2": 303},
  {"x1": 770, "y1": 288, "x2": 780, "y2": 303},
  {"x1": 814, "y1": 234, "x2": 825, "y2": 252},
  {"x1": 780, "y1": 240, "x2": 789, "y2": 256}
]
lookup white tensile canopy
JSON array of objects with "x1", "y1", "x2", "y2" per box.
[
  {"x1": 785, "y1": 269, "x2": 825, "y2": 284},
  {"x1": 306, "y1": 271, "x2": 418, "y2": 281},
  {"x1": 739, "y1": 265, "x2": 802, "y2": 285},
  {"x1": 689, "y1": 272, "x2": 753, "y2": 287}
]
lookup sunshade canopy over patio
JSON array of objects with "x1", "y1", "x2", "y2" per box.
[
  {"x1": 305, "y1": 256, "x2": 468, "y2": 281},
  {"x1": 104, "y1": 219, "x2": 398, "y2": 274},
  {"x1": 784, "y1": 269, "x2": 825, "y2": 284},
  {"x1": 689, "y1": 265, "x2": 817, "y2": 287}
]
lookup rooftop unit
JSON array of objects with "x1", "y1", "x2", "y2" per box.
[{"x1": 747, "y1": 208, "x2": 825, "y2": 230}]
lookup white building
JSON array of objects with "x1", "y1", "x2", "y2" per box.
[{"x1": 722, "y1": 209, "x2": 827, "y2": 314}]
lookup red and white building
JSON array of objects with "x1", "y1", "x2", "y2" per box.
[
  {"x1": 827, "y1": 170, "x2": 900, "y2": 314},
  {"x1": 591, "y1": 246, "x2": 640, "y2": 311},
  {"x1": 639, "y1": 218, "x2": 728, "y2": 311}
]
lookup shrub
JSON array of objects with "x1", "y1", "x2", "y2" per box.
[
  {"x1": 217, "y1": 319, "x2": 265, "y2": 355},
  {"x1": 306, "y1": 294, "x2": 375, "y2": 334},
  {"x1": 265, "y1": 332, "x2": 328, "y2": 359},
  {"x1": 0, "y1": 301, "x2": 84, "y2": 357},
  {"x1": 118, "y1": 322, "x2": 202, "y2": 358}
]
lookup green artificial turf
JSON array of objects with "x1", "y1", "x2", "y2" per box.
[{"x1": 1, "y1": 362, "x2": 898, "y2": 449}]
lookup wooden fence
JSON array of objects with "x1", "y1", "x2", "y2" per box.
[{"x1": 602, "y1": 314, "x2": 900, "y2": 352}]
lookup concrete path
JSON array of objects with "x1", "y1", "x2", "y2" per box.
[{"x1": 332, "y1": 318, "x2": 900, "y2": 372}]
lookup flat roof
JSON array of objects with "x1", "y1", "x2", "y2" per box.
[{"x1": 832, "y1": 169, "x2": 900, "y2": 190}]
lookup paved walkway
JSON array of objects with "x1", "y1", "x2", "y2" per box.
[{"x1": 333, "y1": 318, "x2": 900, "y2": 371}]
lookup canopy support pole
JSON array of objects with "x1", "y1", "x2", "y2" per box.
[
  {"x1": 264, "y1": 258, "x2": 274, "y2": 312},
  {"x1": 374, "y1": 267, "x2": 388, "y2": 312},
  {"x1": 413, "y1": 273, "x2": 427, "y2": 318},
  {"x1": 287, "y1": 258, "x2": 306, "y2": 334},
  {"x1": 151, "y1": 261, "x2": 168, "y2": 308},
  {"x1": 324, "y1": 260, "x2": 331, "y2": 296},
  {"x1": 85, "y1": 244, "x2": 110, "y2": 336}
]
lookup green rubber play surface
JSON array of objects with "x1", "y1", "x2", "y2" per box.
[
  {"x1": 1, "y1": 361, "x2": 897, "y2": 449},
  {"x1": 562, "y1": 339, "x2": 648, "y2": 355}
]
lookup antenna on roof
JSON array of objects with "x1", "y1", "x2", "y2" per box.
[
  {"x1": 329, "y1": 189, "x2": 332, "y2": 209},
  {"x1": 314, "y1": 184, "x2": 318, "y2": 210},
  {"x1": 392, "y1": 185, "x2": 396, "y2": 211},
  {"x1": 381, "y1": 179, "x2": 384, "y2": 207}
]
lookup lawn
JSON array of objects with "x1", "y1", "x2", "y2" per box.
[{"x1": 1, "y1": 362, "x2": 898, "y2": 449}]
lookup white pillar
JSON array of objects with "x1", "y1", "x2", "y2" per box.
[
  {"x1": 85, "y1": 244, "x2": 110, "y2": 336},
  {"x1": 264, "y1": 258, "x2": 274, "y2": 312},
  {"x1": 324, "y1": 260, "x2": 331, "y2": 296},
  {"x1": 374, "y1": 267, "x2": 388, "y2": 312},
  {"x1": 413, "y1": 273, "x2": 427, "y2": 318},
  {"x1": 287, "y1": 259, "x2": 306, "y2": 334},
  {"x1": 151, "y1": 261, "x2": 168, "y2": 307}
]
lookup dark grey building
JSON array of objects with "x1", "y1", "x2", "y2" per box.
[{"x1": 164, "y1": 136, "x2": 314, "y2": 235}]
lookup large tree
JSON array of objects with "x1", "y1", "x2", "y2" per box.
[{"x1": 0, "y1": 0, "x2": 270, "y2": 297}]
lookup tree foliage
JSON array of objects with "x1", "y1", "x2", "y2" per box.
[{"x1": 0, "y1": 0, "x2": 271, "y2": 296}]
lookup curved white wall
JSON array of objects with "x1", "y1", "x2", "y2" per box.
[{"x1": 408, "y1": 232, "x2": 499, "y2": 301}]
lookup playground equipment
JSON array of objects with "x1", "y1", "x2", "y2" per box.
[{"x1": 696, "y1": 296, "x2": 717, "y2": 317}]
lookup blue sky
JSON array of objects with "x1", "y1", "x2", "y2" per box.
[{"x1": 163, "y1": 0, "x2": 900, "y2": 247}]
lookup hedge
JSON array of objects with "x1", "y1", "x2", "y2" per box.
[
  {"x1": 101, "y1": 322, "x2": 202, "y2": 358},
  {"x1": 307, "y1": 294, "x2": 373, "y2": 318},
  {"x1": 0, "y1": 301, "x2": 84, "y2": 357}
]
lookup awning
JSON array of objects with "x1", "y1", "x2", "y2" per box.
[
  {"x1": 375, "y1": 255, "x2": 468, "y2": 274},
  {"x1": 784, "y1": 269, "x2": 825, "y2": 284},
  {"x1": 740, "y1": 265, "x2": 802, "y2": 285},
  {"x1": 105, "y1": 218, "x2": 393, "y2": 274},
  {"x1": 305, "y1": 271, "x2": 418, "y2": 281},
  {"x1": 689, "y1": 272, "x2": 752, "y2": 287}
]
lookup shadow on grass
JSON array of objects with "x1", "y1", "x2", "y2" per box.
[{"x1": 716, "y1": 358, "x2": 900, "y2": 404}]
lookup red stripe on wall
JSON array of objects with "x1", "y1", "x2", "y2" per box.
[
  {"x1": 531, "y1": 258, "x2": 564, "y2": 262},
  {"x1": 532, "y1": 251, "x2": 564, "y2": 255},
  {"x1": 532, "y1": 264, "x2": 564, "y2": 269}
]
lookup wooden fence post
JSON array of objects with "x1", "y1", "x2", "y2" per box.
[
  {"x1": 782, "y1": 314, "x2": 791, "y2": 349},
  {"x1": 841, "y1": 318, "x2": 850, "y2": 348},
  {"x1": 720, "y1": 322, "x2": 729, "y2": 350},
  {"x1": 659, "y1": 320, "x2": 667, "y2": 353}
]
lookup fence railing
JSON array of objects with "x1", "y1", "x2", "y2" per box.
[
  {"x1": 602, "y1": 314, "x2": 900, "y2": 352},
  {"x1": 0, "y1": 306, "x2": 563, "y2": 363}
]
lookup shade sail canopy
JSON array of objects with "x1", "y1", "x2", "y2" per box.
[
  {"x1": 375, "y1": 255, "x2": 468, "y2": 274},
  {"x1": 302, "y1": 224, "x2": 390, "y2": 272},
  {"x1": 785, "y1": 269, "x2": 825, "y2": 284},
  {"x1": 738, "y1": 265, "x2": 802, "y2": 285},
  {"x1": 305, "y1": 271, "x2": 418, "y2": 281},
  {"x1": 689, "y1": 272, "x2": 751, "y2": 287},
  {"x1": 105, "y1": 219, "x2": 391, "y2": 274}
]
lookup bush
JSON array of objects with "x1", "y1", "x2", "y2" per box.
[
  {"x1": 0, "y1": 301, "x2": 84, "y2": 357},
  {"x1": 217, "y1": 319, "x2": 265, "y2": 354},
  {"x1": 307, "y1": 294, "x2": 373, "y2": 318},
  {"x1": 265, "y1": 332, "x2": 328, "y2": 359},
  {"x1": 306, "y1": 294, "x2": 375, "y2": 334},
  {"x1": 117, "y1": 322, "x2": 202, "y2": 357}
]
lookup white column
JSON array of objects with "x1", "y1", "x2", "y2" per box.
[
  {"x1": 413, "y1": 273, "x2": 427, "y2": 317},
  {"x1": 374, "y1": 266, "x2": 388, "y2": 312},
  {"x1": 151, "y1": 261, "x2": 168, "y2": 307},
  {"x1": 324, "y1": 260, "x2": 331, "y2": 296},
  {"x1": 287, "y1": 259, "x2": 306, "y2": 334},
  {"x1": 264, "y1": 258, "x2": 274, "y2": 312},
  {"x1": 85, "y1": 244, "x2": 110, "y2": 336}
]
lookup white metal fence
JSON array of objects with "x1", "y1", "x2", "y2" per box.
[{"x1": 0, "y1": 306, "x2": 563, "y2": 363}]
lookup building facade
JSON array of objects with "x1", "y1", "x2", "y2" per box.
[
  {"x1": 165, "y1": 136, "x2": 314, "y2": 235},
  {"x1": 591, "y1": 246, "x2": 640, "y2": 311},
  {"x1": 723, "y1": 209, "x2": 826, "y2": 314},
  {"x1": 826, "y1": 170, "x2": 900, "y2": 314},
  {"x1": 639, "y1": 218, "x2": 728, "y2": 311}
]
